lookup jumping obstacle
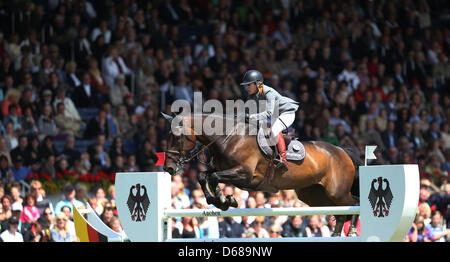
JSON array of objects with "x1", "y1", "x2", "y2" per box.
[
  {"x1": 73, "y1": 202, "x2": 126, "y2": 242},
  {"x1": 115, "y1": 164, "x2": 419, "y2": 242}
]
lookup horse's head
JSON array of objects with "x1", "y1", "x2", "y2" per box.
[{"x1": 161, "y1": 113, "x2": 197, "y2": 176}]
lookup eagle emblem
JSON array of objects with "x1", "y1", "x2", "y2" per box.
[
  {"x1": 127, "y1": 184, "x2": 150, "y2": 221},
  {"x1": 368, "y1": 177, "x2": 393, "y2": 217}
]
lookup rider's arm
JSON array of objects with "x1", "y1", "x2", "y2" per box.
[{"x1": 251, "y1": 90, "x2": 277, "y2": 121}]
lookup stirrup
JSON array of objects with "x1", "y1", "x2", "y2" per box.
[{"x1": 273, "y1": 158, "x2": 288, "y2": 172}]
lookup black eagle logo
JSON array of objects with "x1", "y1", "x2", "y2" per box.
[
  {"x1": 127, "y1": 184, "x2": 150, "y2": 221},
  {"x1": 368, "y1": 177, "x2": 393, "y2": 217}
]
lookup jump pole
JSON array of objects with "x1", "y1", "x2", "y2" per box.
[{"x1": 115, "y1": 164, "x2": 419, "y2": 242}]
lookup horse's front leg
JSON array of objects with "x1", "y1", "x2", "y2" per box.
[
  {"x1": 207, "y1": 167, "x2": 253, "y2": 210},
  {"x1": 199, "y1": 170, "x2": 239, "y2": 211},
  {"x1": 198, "y1": 171, "x2": 221, "y2": 206},
  {"x1": 199, "y1": 171, "x2": 233, "y2": 210}
]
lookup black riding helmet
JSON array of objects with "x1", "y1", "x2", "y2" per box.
[{"x1": 240, "y1": 70, "x2": 263, "y2": 86}]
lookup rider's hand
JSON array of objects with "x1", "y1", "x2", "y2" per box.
[{"x1": 249, "y1": 114, "x2": 257, "y2": 120}]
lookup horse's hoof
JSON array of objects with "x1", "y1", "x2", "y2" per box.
[
  {"x1": 218, "y1": 204, "x2": 230, "y2": 211},
  {"x1": 347, "y1": 227, "x2": 358, "y2": 237},
  {"x1": 226, "y1": 195, "x2": 238, "y2": 208},
  {"x1": 206, "y1": 196, "x2": 215, "y2": 205},
  {"x1": 331, "y1": 233, "x2": 341, "y2": 237}
]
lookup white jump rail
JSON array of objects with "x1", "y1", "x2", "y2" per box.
[
  {"x1": 166, "y1": 236, "x2": 361, "y2": 242},
  {"x1": 164, "y1": 206, "x2": 360, "y2": 218},
  {"x1": 115, "y1": 164, "x2": 420, "y2": 242},
  {"x1": 164, "y1": 206, "x2": 361, "y2": 242}
]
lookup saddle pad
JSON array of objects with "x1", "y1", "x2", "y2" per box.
[{"x1": 257, "y1": 128, "x2": 306, "y2": 161}]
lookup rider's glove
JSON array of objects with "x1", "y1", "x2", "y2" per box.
[{"x1": 249, "y1": 114, "x2": 257, "y2": 120}]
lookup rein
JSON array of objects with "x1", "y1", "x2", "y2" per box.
[
  {"x1": 165, "y1": 120, "x2": 240, "y2": 169},
  {"x1": 185, "y1": 123, "x2": 239, "y2": 163}
]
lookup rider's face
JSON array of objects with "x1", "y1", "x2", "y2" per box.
[{"x1": 245, "y1": 83, "x2": 258, "y2": 95}]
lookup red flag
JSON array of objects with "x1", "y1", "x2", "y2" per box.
[{"x1": 155, "y1": 152, "x2": 165, "y2": 166}]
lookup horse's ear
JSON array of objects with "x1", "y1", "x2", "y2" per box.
[{"x1": 161, "y1": 112, "x2": 173, "y2": 122}]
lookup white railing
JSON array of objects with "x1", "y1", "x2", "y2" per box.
[
  {"x1": 164, "y1": 206, "x2": 360, "y2": 219},
  {"x1": 167, "y1": 237, "x2": 361, "y2": 242},
  {"x1": 164, "y1": 206, "x2": 360, "y2": 242}
]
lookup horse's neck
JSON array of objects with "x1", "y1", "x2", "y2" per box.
[
  {"x1": 195, "y1": 134, "x2": 223, "y2": 147},
  {"x1": 185, "y1": 114, "x2": 251, "y2": 149}
]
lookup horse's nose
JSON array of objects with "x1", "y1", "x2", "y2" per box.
[{"x1": 163, "y1": 166, "x2": 175, "y2": 176}]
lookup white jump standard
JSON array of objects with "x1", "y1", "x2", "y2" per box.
[{"x1": 115, "y1": 164, "x2": 419, "y2": 242}]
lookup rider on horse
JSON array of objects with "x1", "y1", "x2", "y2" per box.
[{"x1": 241, "y1": 69, "x2": 300, "y2": 172}]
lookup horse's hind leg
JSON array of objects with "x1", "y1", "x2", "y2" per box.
[
  {"x1": 347, "y1": 215, "x2": 358, "y2": 237},
  {"x1": 296, "y1": 183, "x2": 358, "y2": 237},
  {"x1": 347, "y1": 196, "x2": 360, "y2": 237},
  {"x1": 323, "y1": 157, "x2": 360, "y2": 236},
  {"x1": 334, "y1": 208, "x2": 358, "y2": 237},
  {"x1": 328, "y1": 193, "x2": 359, "y2": 237},
  {"x1": 295, "y1": 185, "x2": 344, "y2": 236},
  {"x1": 332, "y1": 215, "x2": 347, "y2": 237}
]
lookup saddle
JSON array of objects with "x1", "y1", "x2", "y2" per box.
[{"x1": 257, "y1": 127, "x2": 306, "y2": 161}]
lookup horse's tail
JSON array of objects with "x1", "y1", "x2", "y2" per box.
[{"x1": 342, "y1": 146, "x2": 363, "y2": 197}]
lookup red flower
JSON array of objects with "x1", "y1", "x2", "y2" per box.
[
  {"x1": 86, "y1": 172, "x2": 100, "y2": 182},
  {"x1": 56, "y1": 172, "x2": 63, "y2": 179},
  {"x1": 40, "y1": 172, "x2": 51, "y2": 181},
  {"x1": 98, "y1": 171, "x2": 108, "y2": 179},
  {"x1": 109, "y1": 173, "x2": 116, "y2": 182},
  {"x1": 33, "y1": 173, "x2": 39, "y2": 179},
  {"x1": 420, "y1": 172, "x2": 430, "y2": 179}
]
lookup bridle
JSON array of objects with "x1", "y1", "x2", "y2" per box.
[
  {"x1": 165, "y1": 130, "x2": 221, "y2": 173},
  {"x1": 165, "y1": 129, "x2": 191, "y2": 174},
  {"x1": 165, "y1": 123, "x2": 239, "y2": 173}
]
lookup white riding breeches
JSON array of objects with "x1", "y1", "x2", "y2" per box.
[{"x1": 270, "y1": 112, "x2": 295, "y2": 139}]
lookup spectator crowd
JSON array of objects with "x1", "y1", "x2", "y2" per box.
[{"x1": 0, "y1": 0, "x2": 449, "y2": 241}]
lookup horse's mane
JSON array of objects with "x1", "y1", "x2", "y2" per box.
[{"x1": 178, "y1": 113, "x2": 259, "y2": 136}]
